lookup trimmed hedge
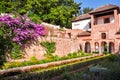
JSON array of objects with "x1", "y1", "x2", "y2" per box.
[
  {"x1": 0, "y1": 54, "x2": 110, "y2": 80},
  {"x1": 1, "y1": 52, "x2": 91, "y2": 69}
]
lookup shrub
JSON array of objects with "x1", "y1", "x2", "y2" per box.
[
  {"x1": 2, "y1": 62, "x2": 22, "y2": 69},
  {"x1": 103, "y1": 51, "x2": 109, "y2": 54},
  {"x1": 40, "y1": 41, "x2": 56, "y2": 54},
  {"x1": 10, "y1": 43, "x2": 24, "y2": 59},
  {"x1": 79, "y1": 51, "x2": 86, "y2": 56},
  {"x1": 108, "y1": 54, "x2": 117, "y2": 61},
  {"x1": 67, "y1": 52, "x2": 78, "y2": 59},
  {"x1": 63, "y1": 71, "x2": 72, "y2": 80},
  {"x1": 30, "y1": 56, "x2": 38, "y2": 61},
  {"x1": 92, "y1": 51, "x2": 99, "y2": 54}
]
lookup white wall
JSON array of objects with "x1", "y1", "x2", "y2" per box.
[
  {"x1": 72, "y1": 19, "x2": 90, "y2": 31},
  {"x1": 110, "y1": 15, "x2": 114, "y2": 23}
]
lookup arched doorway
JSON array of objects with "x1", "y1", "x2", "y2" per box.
[
  {"x1": 95, "y1": 42, "x2": 99, "y2": 52},
  {"x1": 85, "y1": 42, "x2": 91, "y2": 53},
  {"x1": 101, "y1": 42, "x2": 107, "y2": 53},
  {"x1": 109, "y1": 42, "x2": 114, "y2": 53}
]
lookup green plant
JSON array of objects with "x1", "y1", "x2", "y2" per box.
[
  {"x1": 10, "y1": 43, "x2": 24, "y2": 59},
  {"x1": 92, "y1": 51, "x2": 99, "y2": 54},
  {"x1": 63, "y1": 71, "x2": 72, "y2": 80},
  {"x1": 103, "y1": 51, "x2": 109, "y2": 54},
  {"x1": 0, "y1": 55, "x2": 109, "y2": 79},
  {"x1": 108, "y1": 54, "x2": 117, "y2": 61},
  {"x1": 30, "y1": 56, "x2": 38, "y2": 61},
  {"x1": 67, "y1": 52, "x2": 78, "y2": 59},
  {"x1": 79, "y1": 51, "x2": 86, "y2": 56},
  {"x1": 40, "y1": 41, "x2": 56, "y2": 54}
]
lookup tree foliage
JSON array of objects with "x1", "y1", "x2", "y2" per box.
[
  {"x1": 0, "y1": 0, "x2": 81, "y2": 28},
  {"x1": 83, "y1": 7, "x2": 93, "y2": 14}
]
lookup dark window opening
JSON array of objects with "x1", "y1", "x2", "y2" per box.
[
  {"x1": 68, "y1": 33, "x2": 71, "y2": 38},
  {"x1": 89, "y1": 22, "x2": 91, "y2": 28},
  {"x1": 104, "y1": 18, "x2": 110, "y2": 23},
  {"x1": 101, "y1": 33, "x2": 106, "y2": 39}
]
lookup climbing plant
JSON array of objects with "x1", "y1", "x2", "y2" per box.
[{"x1": 40, "y1": 41, "x2": 56, "y2": 54}]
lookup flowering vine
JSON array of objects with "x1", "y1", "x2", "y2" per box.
[{"x1": 0, "y1": 14, "x2": 45, "y2": 46}]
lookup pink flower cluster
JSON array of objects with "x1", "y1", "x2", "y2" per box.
[{"x1": 0, "y1": 14, "x2": 45, "y2": 45}]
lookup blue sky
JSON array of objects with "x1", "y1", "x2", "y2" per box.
[{"x1": 75, "y1": 0, "x2": 120, "y2": 10}]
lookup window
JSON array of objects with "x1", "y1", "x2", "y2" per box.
[
  {"x1": 89, "y1": 22, "x2": 91, "y2": 28},
  {"x1": 101, "y1": 33, "x2": 106, "y2": 39},
  {"x1": 104, "y1": 18, "x2": 110, "y2": 23}
]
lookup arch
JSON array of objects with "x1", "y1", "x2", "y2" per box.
[
  {"x1": 101, "y1": 41, "x2": 107, "y2": 53},
  {"x1": 101, "y1": 33, "x2": 106, "y2": 39},
  {"x1": 85, "y1": 42, "x2": 91, "y2": 53},
  {"x1": 95, "y1": 42, "x2": 99, "y2": 52},
  {"x1": 109, "y1": 42, "x2": 114, "y2": 53}
]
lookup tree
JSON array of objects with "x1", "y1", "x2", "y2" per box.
[
  {"x1": 83, "y1": 7, "x2": 93, "y2": 14},
  {"x1": 0, "y1": 0, "x2": 81, "y2": 28}
]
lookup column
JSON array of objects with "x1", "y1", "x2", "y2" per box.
[
  {"x1": 91, "y1": 15, "x2": 94, "y2": 27},
  {"x1": 114, "y1": 9, "x2": 119, "y2": 24},
  {"x1": 99, "y1": 42, "x2": 102, "y2": 54}
]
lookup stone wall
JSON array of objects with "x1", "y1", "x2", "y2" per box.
[{"x1": 24, "y1": 37, "x2": 80, "y2": 59}]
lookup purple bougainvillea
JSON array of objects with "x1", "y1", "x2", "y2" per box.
[{"x1": 0, "y1": 14, "x2": 45, "y2": 46}]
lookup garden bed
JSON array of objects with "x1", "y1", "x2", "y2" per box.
[
  {"x1": 0, "y1": 54, "x2": 110, "y2": 80},
  {"x1": 58, "y1": 54, "x2": 120, "y2": 80}
]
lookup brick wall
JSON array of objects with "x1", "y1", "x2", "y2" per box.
[{"x1": 24, "y1": 37, "x2": 80, "y2": 59}]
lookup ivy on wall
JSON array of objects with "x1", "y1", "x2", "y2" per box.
[{"x1": 40, "y1": 41, "x2": 56, "y2": 54}]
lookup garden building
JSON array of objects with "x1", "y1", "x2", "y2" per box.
[{"x1": 72, "y1": 4, "x2": 120, "y2": 54}]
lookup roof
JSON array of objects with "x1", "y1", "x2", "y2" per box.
[
  {"x1": 65, "y1": 29, "x2": 83, "y2": 36},
  {"x1": 72, "y1": 4, "x2": 120, "y2": 22},
  {"x1": 90, "y1": 4, "x2": 119, "y2": 14},
  {"x1": 72, "y1": 13, "x2": 90, "y2": 22},
  {"x1": 77, "y1": 31, "x2": 91, "y2": 37},
  {"x1": 41, "y1": 22, "x2": 60, "y2": 29}
]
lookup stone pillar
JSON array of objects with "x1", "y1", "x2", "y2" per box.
[
  {"x1": 99, "y1": 42, "x2": 102, "y2": 54},
  {"x1": 114, "y1": 9, "x2": 119, "y2": 24},
  {"x1": 91, "y1": 15, "x2": 94, "y2": 27},
  {"x1": 107, "y1": 42, "x2": 109, "y2": 53},
  {"x1": 91, "y1": 15, "x2": 94, "y2": 38},
  {"x1": 114, "y1": 9, "x2": 119, "y2": 31}
]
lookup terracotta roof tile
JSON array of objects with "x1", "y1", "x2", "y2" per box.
[
  {"x1": 72, "y1": 13, "x2": 90, "y2": 22},
  {"x1": 77, "y1": 31, "x2": 91, "y2": 37},
  {"x1": 90, "y1": 4, "x2": 119, "y2": 14}
]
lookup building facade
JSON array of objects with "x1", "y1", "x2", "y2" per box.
[{"x1": 72, "y1": 4, "x2": 120, "y2": 54}]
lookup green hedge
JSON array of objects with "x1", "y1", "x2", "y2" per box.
[
  {"x1": 1, "y1": 52, "x2": 91, "y2": 70},
  {"x1": 0, "y1": 55, "x2": 110, "y2": 80},
  {"x1": 40, "y1": 41, "x2": 56, "y2": 54}
]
